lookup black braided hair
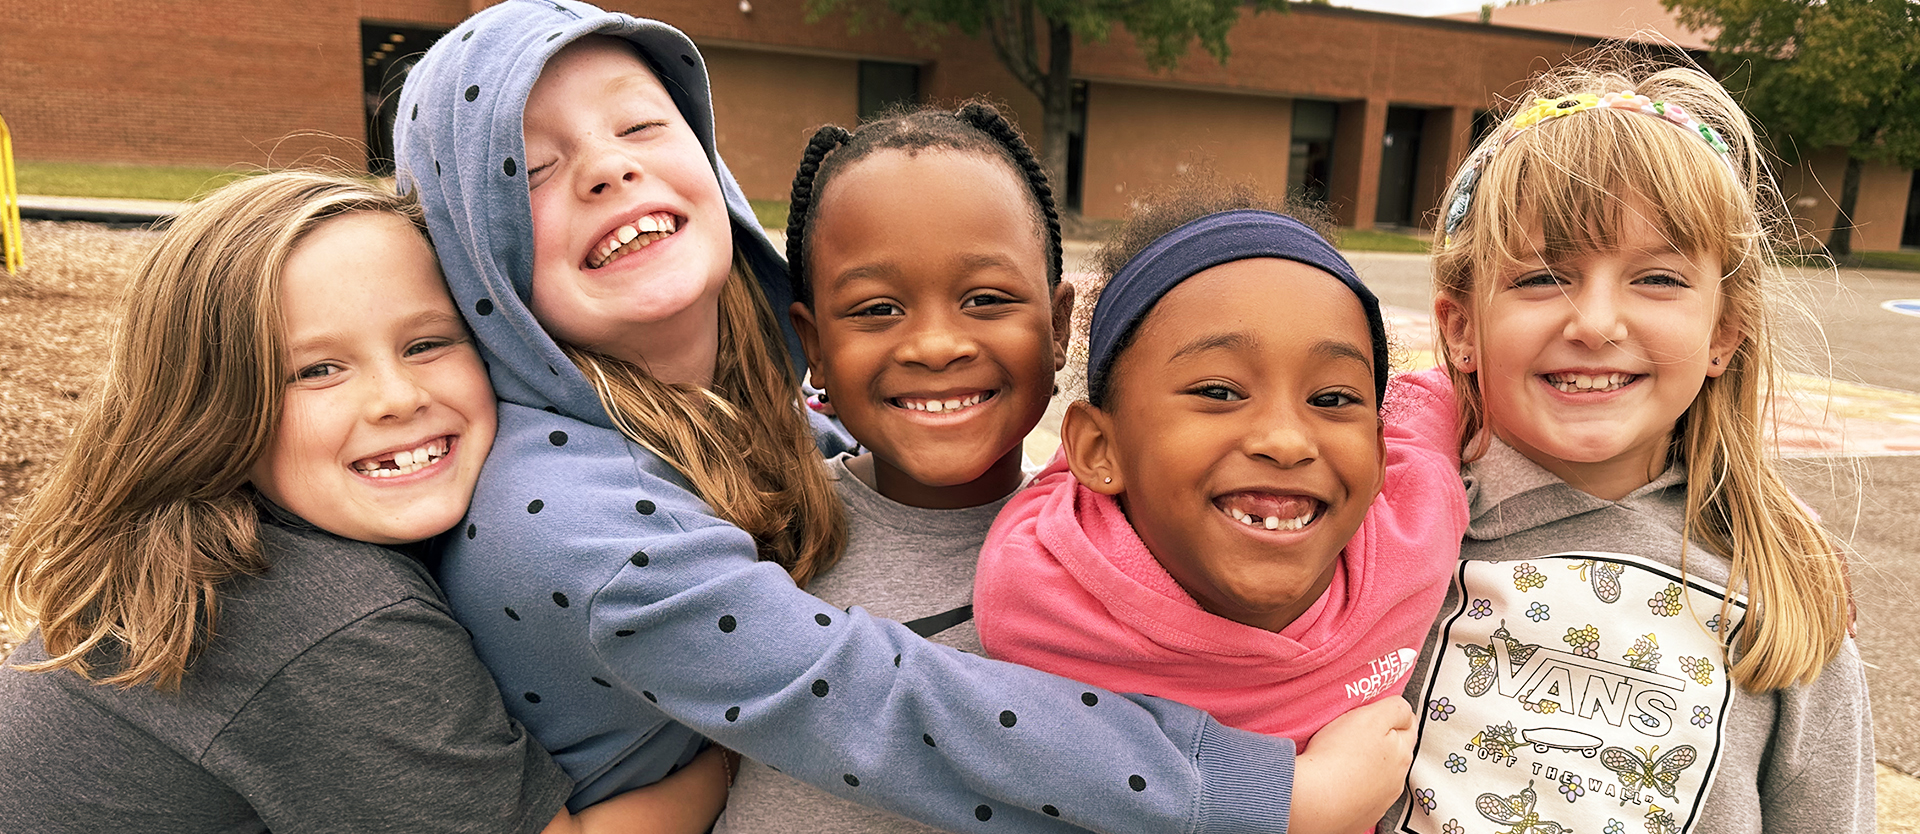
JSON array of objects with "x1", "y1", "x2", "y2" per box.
[{"x1": 784, "y1": 100, "x2": 1062, "y2": 307}]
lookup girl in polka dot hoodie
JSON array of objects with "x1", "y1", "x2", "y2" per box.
[{"x1": 393, "y1": 2, "x2": 1411, "y2": 832}]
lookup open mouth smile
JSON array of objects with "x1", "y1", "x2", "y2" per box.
[
  {"x1": 352, "y1": 436, "x2": 452, "y2": 479},
  {"x1": 1543, "y1": 371, "x2": 1638, "y2": 394},
  {"x1": 1214, "y1": 491, "x2": 1321, "y2": 531},
  {"x1": 889, "y1": 390, "x2": 996, "y2": 415},
  {"x1": 587, "y1": 211, "x2": 681, "y2": 269}
]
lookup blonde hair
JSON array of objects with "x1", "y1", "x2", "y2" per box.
[
  {"x1": 566, "y1": 253, "x2": 845, "y2": 588},
  {"x1": 1, "y1": 171, "x2": 429, "y2": 690},
  {"x1": 1434, "y1": 53, "x2": 1850, "y2": 691}
]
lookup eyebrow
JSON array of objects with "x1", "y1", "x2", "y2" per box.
[
  {"x1": 823, "y1": 252, "x2": 1025, "y2": 292},
  {"x1": 1168, "y1": 331, "x2": 1257, "y2": 362},
  {"x1": 286, "y1": 309, "x2": 465, "y2": 353},
  {"x1": 1311, "y1": 338, "x2": 1374, "y2": 372}
]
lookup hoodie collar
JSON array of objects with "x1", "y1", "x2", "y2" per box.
[{"x1": 1464, "y1": 438, "x2": 1687, "y2": 541}]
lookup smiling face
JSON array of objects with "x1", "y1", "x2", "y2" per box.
[
  {"x1": 1439, "y1": 203, "x2": 1741, "y2": 500},
  {"x1": 249, "y1": 212, "x2": 497, "y2": 545},
  {"x1": 1064, "y1": 258, "x2": 1384, "y2": 632},
  {"x1": 792, "y1": 149, "x2": 1070, "y2": 509},
  {"x1": 521, "y1": 35, "x2": 733, "y2": 384}
]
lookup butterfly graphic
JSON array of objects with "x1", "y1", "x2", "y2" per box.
[
  {"x1": 1600, "y1": 744, "x2": 1697, "y2": 799},
  {"x1": 1475, "y1": 780, "x2": 1572, "y2": 834},
  {"x1": 1458, "y1": 621, "x2": 1537, "y2": 697}
]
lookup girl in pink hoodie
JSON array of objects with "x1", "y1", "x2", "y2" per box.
[{"x1": 976, "y1": 187, "x2": 1467, "y2": 748}]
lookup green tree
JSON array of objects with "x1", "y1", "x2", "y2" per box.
[
  {"x1": 1665, "y1": 0, "x2": 1920, "y2": 257},
  {"x1": 807, "y1": 0, "x2": 1283, "y2": 211}
]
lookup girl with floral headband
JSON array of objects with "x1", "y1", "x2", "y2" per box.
[{"x1": 1389, "y1": 53, "x2": 1873, "y2": 834}]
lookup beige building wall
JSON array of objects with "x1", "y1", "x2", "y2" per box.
[
  {"x1": 1079, "y1": 83, "x2": 1292, "y2": 220},
  {"x1": 703, "y1": 46, "x2": 860, "y2": 204},
  {"x1": 1778, "y1": 149, "x2": 1915, "y2": 252}
]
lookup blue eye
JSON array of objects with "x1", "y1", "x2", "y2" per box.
[
  {"x1": 1510, "y1": 270, "x2": 1564, "y2": 289},
  {"x1": 1636, "y1": 271, "x2": 1690, "y2": 288},
  {"x1": 294, "y1": 362, "x2": 340, "y2": 382},
  {"x1": 406, "y1": 338, "x2": 455, "y2": 357}
]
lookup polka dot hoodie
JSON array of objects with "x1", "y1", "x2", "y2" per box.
[{"x1": 393, "y1": 2, "x2": 1296, "y2": 831}]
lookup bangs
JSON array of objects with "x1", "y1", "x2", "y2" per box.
[{"x1": 1479, "y1": 109, "x2": 1745, "y2": 274}]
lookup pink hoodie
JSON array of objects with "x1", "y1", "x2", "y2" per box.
[{"x1": 975, "y1": 369, "x2": 1466, "y2": 746}]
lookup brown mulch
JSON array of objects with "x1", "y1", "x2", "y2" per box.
[{"x1": 0, "y1": 220, "x2": 161, "y2": 657}]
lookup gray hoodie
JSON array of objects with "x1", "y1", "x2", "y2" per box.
[{"x1": 1388, "y1": 439, "x2": 1874, "y2": 834}]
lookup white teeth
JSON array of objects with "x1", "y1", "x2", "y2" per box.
[
  {"x1": 902, "y1": 393, "x2": 985, "y2": 413},
  {"x1": 589, "y1": 212, "x2": 680, "y2": 269},
  {"x1": 1549, "y1": 372, "x2": 1633, "y2": 393},
  {"x1": 354, "y1": 439, "x2": 449, "y2": 479},
  {"x1": 1223, "y1": 504, "x2": 1317, "y2": 531}
]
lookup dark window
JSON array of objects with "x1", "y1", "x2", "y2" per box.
[
  {"x1": 362, "y1": 22, "x2": 448, "y2": 176},
  {"x1": 1290, "y1": 100, "x2": 1337, "y2": 208},
  {"x1": 858, "y1": 61, "x2": 920, "y2": 122}
]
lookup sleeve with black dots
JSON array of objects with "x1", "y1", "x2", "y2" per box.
[{"x1": 437, "y1": 404, "x2": 1298, "y2": 834}]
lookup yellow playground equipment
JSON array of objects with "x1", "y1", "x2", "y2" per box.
[{"x1": 0, "y1": 115, "x2": 21, "y2": 274}]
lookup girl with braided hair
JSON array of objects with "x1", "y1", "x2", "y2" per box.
[
  {"x1": 715, "y1": 100, "x2": 1075, "y2": 833},
  {"x1": 396, "y1": 3, "x2": 1411, "y2": 832}
]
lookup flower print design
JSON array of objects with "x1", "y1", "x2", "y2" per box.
[
  {"x1": 1679, "y1": 656, "x2": 1714, "y2": 686},
  {"x1": 1513, "y1": 563, "x2": 1547, "y2": 591},
  {"x1": 1648, "y1": 583, "x2": 1683, "y2": 616},
  {"x1": 1443, "y1": 821, "x2": 1464, "y2": 834},
  {"x1": 1606, "y1": 819, "x2": 1626, "y2": 834},
  {"x1": 1445, "y1": 753, "x2": 1468, "y2": 773},
  {"x1": 1563, "y1": 624, "x2": 1600, "y2": 658},
  {"x1": 1415, "y1": 788, "x2": 1437, "y2": 813},
  {"x1": 1468, "y1": 598, "x2": 1494, "y2": 619},
  {"x1": 1706, "y1": 613, "x2": 1723, "y2": 633},
  {"x1": 1558, "y1": 778, "x2": 1585, "y2": 801},
  {"x1": 1692, "y1": 705, "x2": 1714, "y2": 728},
  {"x1": 1428, "y1": 697, "x2": 1457, "y2": 722},
  {"x1": 1624, "y1": 633, "x2": 1662, "y2": 671},
  {"x1": 1526, "y1": 601, "x2": 1551, "y2": 622},
  {"x1": 1522, "y1": 698, "x2": 1561, "y2": 715}
]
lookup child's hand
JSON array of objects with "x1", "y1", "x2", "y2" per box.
[
  {"x1": 1288, "y1": 697, "x2": 1416, "y2": 834},
  {"x1": 547, "y1": 745, "x2": 732, "y2": 834}
]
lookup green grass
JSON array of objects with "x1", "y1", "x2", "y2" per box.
[
  {"x1": 749, "y1": 199, "x2": 789, "y2": 233},
  {"x1": 13, "y1": 161, "x2": 260, "y2": 201},
  {"x1": 1334, "y1": 227, "x2": 1434, "y2": 254},
  {"x1": 1848, "y1": 249, "x2": 1920, "y2": 272}
]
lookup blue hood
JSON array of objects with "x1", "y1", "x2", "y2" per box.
[{"x1": 392, "y1": 0, "x2": 801, "y2": 427}]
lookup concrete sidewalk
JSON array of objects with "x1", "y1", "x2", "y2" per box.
[{"x1": 16, "y1": 194, "x2": 182, "y2": 226}]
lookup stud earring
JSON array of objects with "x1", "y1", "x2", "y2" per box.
[
  {"x1": 1102, "y1": 476, "x2": 1112, "y2": 484},
  {"x1": 1711, "y1": 356, "x2": 1721, "y2": 366},
  {"x1": 817, "y1": 390, "x2": 830, "y2": 404}
]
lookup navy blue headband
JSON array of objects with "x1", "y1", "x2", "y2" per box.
[{"x1": 1087, "y1": 209, "x2": 1388, "y2": 404}]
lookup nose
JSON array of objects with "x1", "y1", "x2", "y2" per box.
[
  {"x1": 894, "y1": 308, "x2": 979, "y2": 372},
  {"x1": 580, "y1": 136, "x2": 642, "y2": 198},
  {"x1": 366, "y1": 362, "x2": 433, "y2": 423},
  {"x1": 1563, "y1": 282, "x2": 1628, "y2": 349},
  {"x1": 1245, "y1": 403, "x2": 1316, "y2": 468}
]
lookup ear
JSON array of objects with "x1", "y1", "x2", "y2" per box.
[
  {"x1": 1061, "y1": 400, "x2": 1124, "y2": 495},
  {"x1": 1049, "y1": 281, "x2": 1076, "y2": 372},
  {"x1": 1434, "y1": 293, "x2": 1477, "y2": 373},
  {"x1": 1706, "y1": 309, "x2": 1744, "y2": 379},
  {"x1": 790, "y1": 301, "x2": 826, "y2": 384}
]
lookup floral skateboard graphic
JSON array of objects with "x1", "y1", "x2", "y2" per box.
[{"x1": 1395, "y1": 552, "x2": 1746, "y2": 834}]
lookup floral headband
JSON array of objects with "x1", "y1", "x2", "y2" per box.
[{"x1": 1442, "y1": 91, "x2": 1736, "y2": 243}]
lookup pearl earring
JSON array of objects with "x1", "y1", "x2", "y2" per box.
[{"x1": 1102, "y1": 476, "x2": 1112, "y2": 484}]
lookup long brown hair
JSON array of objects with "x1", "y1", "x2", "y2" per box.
[
  {"x1": 1, "y1": 171, "x2": 428, "y2": 689},
  {"x1": 566, "y1": 253, "x2": 846, "y2": 588},
  {"x1": 1433, "y1": 55, "x2": 1850, "y2": 691}
]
